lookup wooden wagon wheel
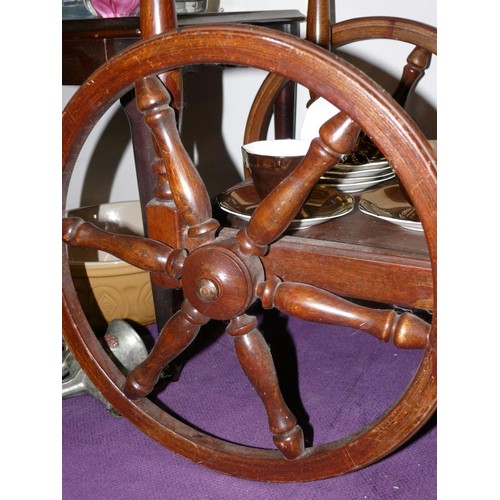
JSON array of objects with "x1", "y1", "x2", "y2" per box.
[
  {"x1": 244, "y1": 16, "x2": 436, "y2": 144},
  {"x1": 62, "y1": 24, "x2": 436, "y2": 482}
]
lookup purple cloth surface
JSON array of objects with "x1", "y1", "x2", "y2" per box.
[{"x1": 63, "y1": 309, "x2": 436, "y2": 499}]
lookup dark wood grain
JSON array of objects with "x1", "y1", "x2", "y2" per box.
[
  {"x1": 135, "y1": 75, "x2": 219, "y2": 250},
  {"x1": 258, "y1": 276, "x2": 429, "y2": 348},
  {"x1": 306, "y1": 0, "x2": 332, "y2": 50},
  {"x1": 228, "y1": 315, "x2": 305, "y2": 459},
  {"x1": 62, "y1": 216, "x2": 186, "y2": 278},
  {"x1": 124, "y1": 300, "x2": 208, "y2": 399}
]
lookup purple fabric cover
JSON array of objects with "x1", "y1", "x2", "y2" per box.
[{"x1": 63, "y1": 309, "x2": 436, "y2": 499}]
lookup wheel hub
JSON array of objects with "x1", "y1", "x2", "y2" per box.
[{"x1": 182, "y1": 238, "x2": 264, "y2": 320}]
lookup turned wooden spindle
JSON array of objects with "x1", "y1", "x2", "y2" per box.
[
  {"x1": 349, "y1": 45, "x2": 433, "y2": 163},
  {"x1": 391, "y1": 46, "x2": 434, "y2": 203},
  {"x1": 62, "y1": 217, "x2": 186, "y2": 278},
  {"x1": 392, "y1": 46, "x2": 433, "y2": 108},
  {"x1": 135, "y1": 76, "x2": 219, "y2": 248},
  {"x1": 128, "y1": 0, "x2": 186, "y2": 305},
  {"x1": 124, "y1": 300, "x2": 209, "y2": 399},
  {"x1": 140, "y1": 0, "x2": 183, "y2": 121},
  {"x1": 305, "y1": 0, "x2": 333, "y2": 105},
  {"x1": 150, "y1": 156, "x2": 172, "y2": 200},
  {"x1": 227, "y1": 315, "x2": 305, "y2": 460},
  {"x1": 306, "y1": 0, "x2": 333, "y2": 51},
  {"x1": 238, "y1": 112, "x2": 360, "y2": 256},
  {"x1": 258, "y1": 277, "x2": 429, "y2": 349}
]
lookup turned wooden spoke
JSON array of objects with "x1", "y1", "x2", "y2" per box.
[
  {"x1": 124, "y1": 300, "x2": 209, "y2": 399},
  {"x1": 237, "y1": 112, "x2": 360, "y2": 256},
  {"x1": 349, "y1": 45, "x2": 433, "y2": 162},
  {"x1": 227, "y1": 315, "x2": 305, "y2": 459},
  {"x1": 135, "y1": 76, "x2": 219, "y2": 244},
  {"x1": 62, "y1": 217, "x2": 186, "y2": 277},
  {"x1": 392, "y1": 46, "x2": 433, "y2": 108},
  {"x1": 258, "y1": 277, "x2": 429, "y2": 349}
]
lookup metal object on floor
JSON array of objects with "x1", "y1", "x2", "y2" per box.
[{"x1": 62, "y1": 319, "x2": 149, "y2": 416}]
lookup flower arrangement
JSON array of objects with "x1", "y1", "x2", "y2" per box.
[{"x1": 89, "y1": 0, "x2": 140, "y2": 18}]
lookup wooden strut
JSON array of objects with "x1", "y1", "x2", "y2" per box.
[
  {"x1": 124, "y1": 300, "x2": 209, "y2": 399},
  {"x1": 135, "y1": 76, "x2": 219, "y2": 252},
  {"x1": 238, "y1": 112, "x2": 361, "y2": 257},
  {"x1": 227, "y1": 315, "x2": 305, "y2": 460},
  {"x1": 258, "y1": 277, "x2": 429, "y2": 349}
]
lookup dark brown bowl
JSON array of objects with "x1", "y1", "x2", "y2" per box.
[{"x1": 242, "y1": 139, "x2": 310, "y2": 199}]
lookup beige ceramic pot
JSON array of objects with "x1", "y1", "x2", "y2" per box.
[{"x1": 66, "y1": 201, "x2": 156, "y2": 331}]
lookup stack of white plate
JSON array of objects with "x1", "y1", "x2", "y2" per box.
[
  {"x1": 300, "y1": 97, "x2": 396, "y2": 193},
  {"x1": 319, "y1": 159, "x2": 395, "y2": 193}
]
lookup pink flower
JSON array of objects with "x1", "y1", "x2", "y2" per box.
[{"x1": 90, "y1": 0, "x2": 140, "y2": 18}]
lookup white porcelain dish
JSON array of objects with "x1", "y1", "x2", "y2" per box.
[
  {"x1": 323, "y1": 170, "x2": 395, "y2": 183},
  {"x1": 320, "y1": 171, "x2": 396, "y2": 193},
  {"x1": 358, "y1": 182, "x2": 423, "y2": 231},
  {"x1": 217, "y1": 180, "x2": 354, "y2": 230},
  {"x1": 333, "y1": 159, "x2": 390, "y2": 172},
  {"x1": 323, "y1": 167, "x2": 393, "y2": 180}
]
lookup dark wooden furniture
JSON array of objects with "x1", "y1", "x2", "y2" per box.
[
  {"x1": 62, "y1": 9, "x2": 305, "y2": 85},
  {"x1": 62, "y1": 0, "x2": 436, "y2": 482}
]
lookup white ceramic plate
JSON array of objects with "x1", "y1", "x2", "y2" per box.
[
  {"x1": 321, "y1": 167, "x2": 395, "y2": 181},
  {"x1": 320, "y1": 171, "x2": 396, "y2": 193},
  {"x1": 333, "y1": 160, "x2": 390, "y2": 171},
  {"x1": 358, "y1": 182, "x2": 423, "y2": 231},
  {"x1": 217, "y1": 180, "x2": 354, "y2": 230},
  {"x1": 323, "y1": 167, "x2": 393, "y2": 180}
]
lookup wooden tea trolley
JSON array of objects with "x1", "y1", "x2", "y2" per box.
[{"x1": 62, "y1": 0, "x2": 436, "y2": 481}]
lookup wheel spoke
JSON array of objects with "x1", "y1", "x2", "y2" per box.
[
  {"x1": 392, "y1": 46, "x2": 433, "y2": 108},
  {"x1": 124, "y1": 300, "x2": 209, "y2": 399},
  {"x1": 135, "y1": 76, "x2": 219, "y2": 246},
  {"x1": 258, "y1": 277, "x2": 430, "y2": 349},
  {"x1": 237, "y1": 112, "x2": 360, "y2": 256},
  {"x1": 227, "y1": 315, "x2": 305, "y2": 459},
  {"x1": 62, "y1": 217, "x2": 186, "y2": 278}
]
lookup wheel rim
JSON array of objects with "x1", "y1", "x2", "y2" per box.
[
  {"x1": 244, "y1": 16, "x2": 436, "y2": 145},
  {"x1": 63, "y1": 24, "x2": 436, "y2": 481}
]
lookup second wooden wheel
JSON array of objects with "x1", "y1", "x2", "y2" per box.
[
  {"x1": 245, "y1": 16, "x2": 437, "y2": 144},
  {"x1": 62, "y1": 24, "x2": 436, "y2": 481}
]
